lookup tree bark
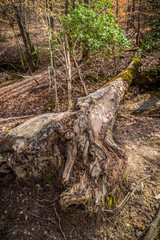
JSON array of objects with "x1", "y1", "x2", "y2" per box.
[
  {"x1": 46, "y1": 0, "x2": 55, "y2": 29},
  {"x1": 64, "y1": 36, "x2": 73, "y2": 110},
  {"x1": 136, "y1": 0, "x2": 142, "y2": 45},
  {"x1": 49, "y1": 0, "x2": 54, "y2": 29},
  {"x1": 84, "y1": 0, "x2": 90, "y2": 6},
  {"x1": 72, "y1": 0, "x2": 76, "y2": 10},
  {"x1": 0, "y1": 57, "x2": 140, "y2": 213},
  {"x1": 12, "y1": 3, "x2": 36, "y2": 72},
  {"x1": 65, "y1": 0, "x2": 69, "y2": 15}
]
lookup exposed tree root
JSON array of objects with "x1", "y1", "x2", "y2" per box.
[{"x1": 0, "y1": 57, "x2": 141, "y2": 212}]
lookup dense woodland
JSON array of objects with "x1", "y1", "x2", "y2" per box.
[{"x1": 0, "y1": 0, "x2": 160, "y2": 240}]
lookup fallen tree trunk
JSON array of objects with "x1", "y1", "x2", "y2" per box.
[{"x1": 0, "y1": 57, "x2": 140, "y2": 212}]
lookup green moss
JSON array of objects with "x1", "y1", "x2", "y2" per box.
[
  {"x1": 106, "y1": 196, "x2": 116, "y2": 209},
  {"x1": 43, "y1": 175, "x2": 53, "y2": 184},
  {"x1": 105, "y1": 57, "x2": 141, "y2": 86},
  {"x1": 142, "y1": 64, "x2": 160, "y2": 83},
  {"x1": 107, "y1": 69, "x2": 132, "y2": 85},
  {"x1": 131, "y1": 56, "x2": 141, "y2": 66},
  {"x1": 4, "y1": 74, "x2": 21, "y2": 81},
  {"x1": 4, "y1": 75, "x2": 11, "y2": 80},
  {"x1": 44, "y1": 100, "x2": 55, "y2": 112},
  {"x1": 124, "y1": 174, "x2": 128, "y2": 183},
  {"x1": 7, "y1": 128, "x2": 12, "y2": 131}
]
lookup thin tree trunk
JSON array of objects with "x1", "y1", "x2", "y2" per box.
[
  {"x1": 66, "y1": 50, "x2": 72, "y2": 110},
  {"x1": 72, "y1": 0, "x2": 76, "y2": 10},
  {"x1": 136, "y1": 0, "x2": 142, "y2": 45},
  {"x1": 49, "y1": 0, "x2": 54, "y2": 29},
  {"x1": 46, "y1": 0, "x2": 54, "y2": 29},
  {"x1": 12, "y1": 4, "x2": 36, "y2": 72},
  {"x1": 84, "y1": 0, "x2": 90, "y2": 6},
  {"x1": 82, "y1": 0, "x2": 90, "y2": 58},
  {"x1": 116, "y1": 0, "x2": 119, "y2": 19},
  {"x1": 72, "y1": 55, "x2": 88, "y2": 95},
  {"x1": 64, "y1": 36, "x2": 73, "y2": 110},
  {"x1": 49, "y1": 32, "x2": 59, "y2": 112},
  {"x1": 47, "y1": 1, "x2": 58, "y2": 111},
  {"x1": 132, "y1": 0, "x2": 135, "y2": 23},
  {"x1": 65, "y1": 0, "x2": 69, "y2": 15},
  {"x1": 0, "y1": 5, "x2": 25, "y2": 70},
  {"x1": 125, "y1": 0, "x2": 130, "y2": 33}
]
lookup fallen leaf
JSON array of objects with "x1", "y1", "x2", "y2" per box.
[
  {"x1": 136, "y1": 221, "x2": 145, "y2": 230},
  {"x1": 155, "y1": 194, "x2": 160, "y2": 199},
  {"x1": 130, "y1": 212, "x2": 136, "y2": 218}
]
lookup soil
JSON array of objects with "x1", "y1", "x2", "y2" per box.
[{"x1": 0, "y1": 22, "x2": 160, "y2": 239}]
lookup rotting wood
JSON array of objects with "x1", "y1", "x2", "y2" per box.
[{"x1": 0, "y1": 57, "x2": 141, "y2": 213}]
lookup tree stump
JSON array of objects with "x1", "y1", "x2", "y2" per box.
[{"x1": 0, "y1": 57, "x2": 141, "y2": 212}]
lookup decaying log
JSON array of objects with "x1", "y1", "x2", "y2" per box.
[{"x1": 0, "y1": 57, "x2": 141, "y2": 212}]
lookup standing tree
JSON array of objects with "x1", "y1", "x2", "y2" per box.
[
  {"x1": 84, "y1": 0, "x2": 90, "y2": 6},
  {"x1": 1, "y1": 0, "x2": 38, "y2": 72},
  {"x1": 58, "y1": 1, "x2": 130, "y2": 108},
  {"x1": 34, "y1": 0, "x2": 130, "y2": 110},
  {"x1": 12, "y1": 2, "x2": 36, "y2": 72}
]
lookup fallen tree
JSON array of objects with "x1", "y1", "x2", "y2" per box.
[{"x1": 0, "y1": 57, "x2": 140, "y2": 212}]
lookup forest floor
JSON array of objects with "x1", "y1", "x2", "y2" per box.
[{"x1": 0, "y1": 25, "x2": 160, "y2": 239}]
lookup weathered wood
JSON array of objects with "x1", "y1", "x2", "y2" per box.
[{"x1": 0, "y1": 57, "x2": 140, "y2": 212}]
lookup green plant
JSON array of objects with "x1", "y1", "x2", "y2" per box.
[
  {"x1": 61, "y1": 2, "x2": 130, "y2": 57},
  {"x1": 44, "y1": 176, "x2": 53, "y2": 184},
  {"x1": 142, "y1": 136, "x2": 154, "y2": 141},
  {"x1": 45, "y1": 100, "x2": 55, "y2": 112},
  {"x1": 106, "y1": 196, "x2": 115, "y2": 209},
  {"x1": 142, "y1": 63, "x2": 160, "y2": 83}
]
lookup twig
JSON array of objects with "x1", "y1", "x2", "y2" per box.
[
  {"x1": 54, "y1": 205, "x2": 67, "y2": 240},
  {"x1": 54, "y1": 81, "x2": 66, "y2": 92},
  {"x1": 56, "y1": 69, "x2": 66, "y2": 77},
  {"x1": 27, "y1": 212, "x2": 56, "y2": 224},
  {"x1": 55, "y1": 55, "x2": 67, "y2": 71},
  {"x1": 48, "y1": 66, "x2": 52, "y2": 90},
  {"x1": 1, "y1": 66, "x2": 40, "y2": 85},
  {"x1": 72, "y1": 55, "x2": 88, "y2": 95},
  {"x1": 18, "y1": 72, "x2": 40, "y2": 85},
  {"x1": 37, "y1": 195, "x2": 60, "y2": 203},
  {"x1": 105, "y1": 175, "x2": 152, "y2": 218},
  {"x1": 143, "y1": 207, "x2": 160, "y2": 240},
  {"x1": 30, "y1": 197, "x2": 47, "y2": 210},
  {"x1": 28, "y1": 71, "x2": 39, "y2": 85}
]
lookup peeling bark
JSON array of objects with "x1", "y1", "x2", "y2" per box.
[{"x1": 0, "y1": 58, "x2": 140, "y2": 212}]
